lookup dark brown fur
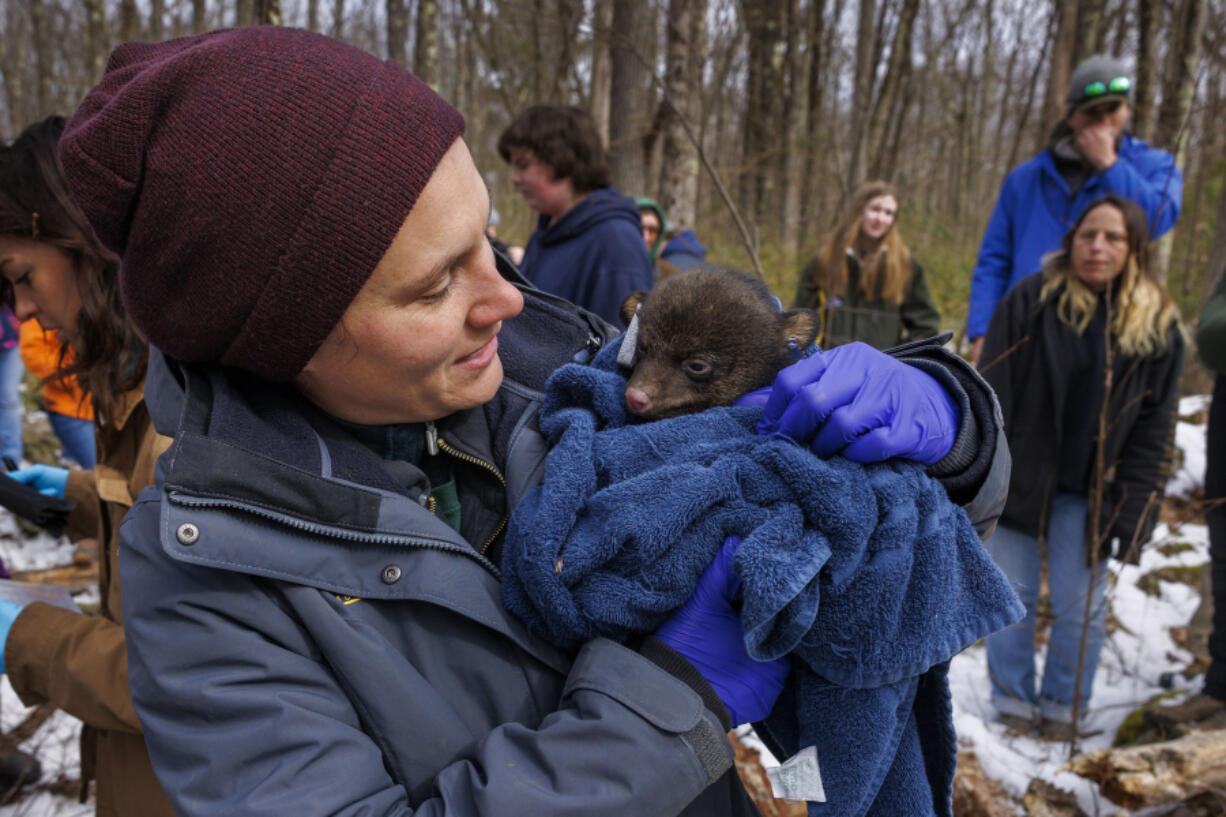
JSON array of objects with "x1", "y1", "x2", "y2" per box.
[{"x1": 619, "y1": 266, "x2": 820, "y2": 419}]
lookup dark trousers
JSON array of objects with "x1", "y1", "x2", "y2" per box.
[{"x1": 1206, "y1": 376, "x2": 1226, "y2": 700}]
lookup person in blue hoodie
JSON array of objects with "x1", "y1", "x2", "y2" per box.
[
  {"x1": 499, "y1": 106, "x2": 654, "y2": 326},
  {"x1": 967, "y1": 54, "x2": 1181, "y2": 364}
]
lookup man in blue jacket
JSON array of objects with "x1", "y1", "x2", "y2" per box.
[
  {"x1": 968, "y1": 55, "x2": 1182, "y2": 363},
  {"x1": 499, "y1": 106, "x2": 654, "y2": 327}
]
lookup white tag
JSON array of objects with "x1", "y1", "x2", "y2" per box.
[
  {"x1": 617, "y1": 307, "x2": 641, "y2": 368},
  {"x1": 766, "y1": 745, "x2": 826, "y2": 803}
]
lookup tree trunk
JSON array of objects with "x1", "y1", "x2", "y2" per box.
[
  {"x1": 1037, "y1": 0, "x2": 1078, "y2": 151},
  {"x1": 235, "y1": 0, "x2": 253, "y2": 26},
  {"x1": 149, "y1": 0, "x2": 164, "y2": 39},
  {"x1": 590, "y1": 0, "x2": 614, "y2": 144},
  {"x1": 657, "y1": 0, "x2": 705, "y2": 232},
  {"x1": 82, "y1": 0, "x2": 109, "y2": 83},
  {"x1": 845, "y1": 0, "x2": 878, "y2": 191},
  {"x1": 1153, "y1": 0, "x2": 1207, "y2": 154},
  {"x1": 607, "y1": 0, "x2": 652, "y2": 197},
  {"x1": 413, "y1": 0, "x2": 438, "y2": 87},
  {"x1": 865, "y1": 0, "x2": 918, "y2": 179},
  {"x1": 2, "y1": 2, "x2": 26, "y2": 138},
  {"x1": 1132, "y1": 0, "x2": 1157, "y2": 141},
  {"x1": 192, "y1": 0, "x2": 208, "y2": 32},
  {"x1": 738, "y1": 0, "x2": 784, "y2": 226},
  {"x1": 118, "y1": 0, "x2": 141, "y2": 41},
  {"x1": 331, "y1": 0, "x2": 344, "y2": 39},
  {"x1": 1074, "y1": 0, "x2": 1108, "y2": 63},
  {"x1": 774, "y1": 0, "x2": 804, "y2": 252},
  {"x1": 27, "y1": 0, "x2": 51, "y2": 117},
  {"x1": 799, "y1": 0, "x2": 828, "y2": 231},
  {"x1": 387, "y1": 0, "x2": 408, "y2": 64},
  {"x1": 253, "y1": 0, "x2": 281, "y2": 24},
  {"x1": 1151, "y1": 0, "x2": 1206, "y2": 286},
  {"x1": 1205, "y1": 136, "x2": 1226, "y2": 299},
  {"x1": 1066, "y1": 730, "x2": 1226, "y2": 809}
]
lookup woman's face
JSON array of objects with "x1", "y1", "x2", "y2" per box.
[
  {"x1": 296, "y1": 139, "x2": 525, "y2": 425},
  {"x1": 1072, "y1": 204, "x2": 1130, "y2": 292},
  {"x1": 0, "y1": 237, "x2": 82, "y2": 340},
  {"x1": 859, "y1": 195, "x2": 898, "y2": 241},
  {"x1": 508, "y1": 147, "x2": 575, "y2": 220}
]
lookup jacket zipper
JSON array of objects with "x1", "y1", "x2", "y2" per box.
[
  {"x1": 425, "y1": 420, "x2": 508, "y2": 556},
  {"x1": 166, "y1": 490, "x2": 500, "y2": 575}
]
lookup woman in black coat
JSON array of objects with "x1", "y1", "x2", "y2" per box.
[{"x1": 978, "y1": 195, "x2": 1183, "y2": 736}]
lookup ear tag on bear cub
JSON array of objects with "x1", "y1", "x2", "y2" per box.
[{"x1": 617, "y1": 305, "x2": 642, "y2": 369}]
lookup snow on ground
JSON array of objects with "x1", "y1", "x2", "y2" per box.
[{"x1": 948, "y1": 393, "x2": 1214, "y2": 814}]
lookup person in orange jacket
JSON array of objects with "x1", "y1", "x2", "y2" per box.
[{"x1": 18, "y1": 320, "x2": 94, "y2": 467}]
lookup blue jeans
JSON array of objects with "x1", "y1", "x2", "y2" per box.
[
  {"x1": 985, "y1": 494, "x2": 1107, "y2": 723},
  {"x1": 46, "y1": 411, "x2": 95, "y2": 469},
  {"x1": 0, "y1": 344, "x2": 23, "y2": 464}
]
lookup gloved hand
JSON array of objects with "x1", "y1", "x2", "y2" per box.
[
  {"x1": 0, "y1": 597, "x2": 24, "y2": 674},
  {"x1": 6, "y1": 465, "x2": 69, "y2": 498},
  {"x1": 735, "y1": 342, "x2": 958, "y2": 465},
  {"x1": 654, "y1": 536, "x2": 789, "y2": 727}
]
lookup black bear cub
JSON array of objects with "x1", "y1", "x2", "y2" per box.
[{"x1": 618, "y1": 266, "x2": 820, "y2": 420}]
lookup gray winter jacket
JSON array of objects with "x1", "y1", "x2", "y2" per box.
[{"x1": 119, "y1": 284, "x2": 1007, "y2": 817}]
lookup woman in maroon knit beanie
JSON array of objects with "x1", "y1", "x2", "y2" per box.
[{"x1": 54, "y1": 27, "x2": 1001, "y2": 817}]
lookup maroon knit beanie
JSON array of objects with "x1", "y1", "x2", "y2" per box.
[{"x1": 59, "y1": 27, "x2": 465, "y2": 380}]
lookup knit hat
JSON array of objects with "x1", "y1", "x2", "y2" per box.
[
  {"x1": 59, "y1": 27, "x2": 465, "y2": 380},
  {"x1": 1066, "y1": 55, "x2": 1132, "y2": 115}
]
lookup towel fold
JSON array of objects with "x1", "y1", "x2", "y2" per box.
[{"x1": 502, "y1": 336, "x2": 1023, "y2": 816}]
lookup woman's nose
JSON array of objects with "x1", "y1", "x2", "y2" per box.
[{"x1": 12, "y1": 291, "x2": 36, "y2": 322}]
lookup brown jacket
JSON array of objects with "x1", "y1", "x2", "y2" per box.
[{"x1": 4, "y1": 386, "x2": 174, "y2": 817}]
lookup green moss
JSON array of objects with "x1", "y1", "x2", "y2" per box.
[
  {"x1": 1154, "y1": 542, "x2": 1196, "y2": 558},
  {"x1": 1135, "y1": 565, "x2": 1205, "y2": 597},
  {"x1": 1113, "y1": 690, "x2": 1180, "y2": 747}
]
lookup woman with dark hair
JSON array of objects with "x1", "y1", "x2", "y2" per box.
[
  {"x1": 498, "y1": 105, "x2": 653, "y2": 326},
  {"x1": 0, "y1": 115, "x2": 174, "y2": 815},
  {"x1": 979, "y1": 194, "x2": 1183, "y2": 737},
  {"x1": 793, "y1": 180, "x2": 940, "y2": 350},
  {"x1": 55, "y1": 28, "x2": 1007, "y2": 817}
]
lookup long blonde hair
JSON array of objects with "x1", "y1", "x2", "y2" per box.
[
  {"x1": 817, "y1": 180, "x2": 913, "y2": 305},
  {"x1": 1039, "y1": 196, "x2": 1179, "y2": 358}
]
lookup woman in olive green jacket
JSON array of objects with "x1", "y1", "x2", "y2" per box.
[{"x1": 793, "y1": 180, "x2": 940, "y2": 350}]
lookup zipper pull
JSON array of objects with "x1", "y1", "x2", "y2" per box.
[{"x1": 425, "y1": 421, "x2": 439, "y2": 456}]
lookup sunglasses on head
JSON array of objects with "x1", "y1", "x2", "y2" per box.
[{"x1": 1084, "y1": 76, "x2": 1131, "y2": 98}]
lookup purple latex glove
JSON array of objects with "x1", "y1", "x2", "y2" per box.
[
  {"x1": 654, "y1": 536, "x2": 789, "y2": 727},
  {"x1": 735, "y1": 342, "x2": 958, "y2": 465}
]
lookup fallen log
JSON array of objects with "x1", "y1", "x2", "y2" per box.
[{"x1": 1065, "y1": 729, "x2": 1226, "y2": 809}]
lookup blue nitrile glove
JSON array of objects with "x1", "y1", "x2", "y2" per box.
[
  {"x1": 0, "y1": 597, "x2": 23, "y2": 674},
  {"x1": 735, "y1": 341, "x2": 958, "y2": 465},
  {"x1": 654, "y1": 536, "x2": 789, "y2": 727},
  {"x1": 6, "y1": 465, "x2": 69, "y2": 498}
]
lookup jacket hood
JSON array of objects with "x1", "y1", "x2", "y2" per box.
[
  {"x1": 634, "y1": 196, "x2": 669, "y2": 258},
  {"x1": 660, "y1": 230, "x2": 707, "y2": 260},
  {"x1": 536, "y1": 188, "x2": 642, "y2": 247}
]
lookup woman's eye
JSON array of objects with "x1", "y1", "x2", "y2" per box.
[{"x1": 421, "y1": 276, "x2": 453, "y2": 303}]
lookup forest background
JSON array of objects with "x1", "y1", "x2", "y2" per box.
[{"x1": 1, "y1": 0, "x2": 1221, "y2": 385}]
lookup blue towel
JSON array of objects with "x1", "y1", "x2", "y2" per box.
[{"x1": 502, "y1": 336, "x2": 1023, "y2": 817}]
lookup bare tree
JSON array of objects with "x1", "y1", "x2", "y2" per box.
[
  {"x1": 607, "y1": 0, "x2": 653, "y2": 196},
  {"x1": 590, "y1": 0, "x2": 614, "y2": 143},
  {"x1": 1037, "y1": 0, "x2": 1077, "y2": 149},
  {"x1": 27, "y1": 0, "x2": 50, "y2": 118},
  {"x1": 845, "y1": 0, "x2": 878, "y2": 190},
  {"x1": 1133, "y1": 0, "x2": 1157, "y2": 141},
  {"x1": 414, "y1": 0, "x2": 438, "y2": 86},
  {"x1": 387, "y1": 0, "x2": 408, "y2": 63},
  {"x1": 658, "y1": 0, "x2": 705, "y2": 231}
]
